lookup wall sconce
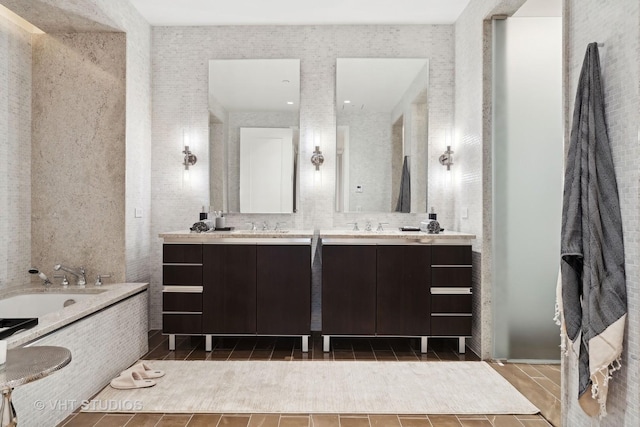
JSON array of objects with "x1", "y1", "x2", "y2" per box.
[
  {"x1": 183, "y1": 145, "x2": 197, "y2": 170},
  {"x1": 311, "y1": 146, "x2": 324, "y2": 171},
  {"x1": 439, "y1": 145, "x2": 454, "y2": 170}
]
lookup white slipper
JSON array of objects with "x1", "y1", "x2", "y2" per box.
[
  {"x1": 122, "y1": 362, "x2": 165, "y2": 379},
  {"x1": 110, "y1": 370, "x2": 156, "y2": 390}
]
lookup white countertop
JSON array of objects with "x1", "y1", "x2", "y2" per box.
[{"x1": 1, "y1": 282, "x2": 148, "y2": 349}]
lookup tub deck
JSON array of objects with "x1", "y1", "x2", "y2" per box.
[{"x1": 0, "y1": 283, "x2": 148, "y2": 348}]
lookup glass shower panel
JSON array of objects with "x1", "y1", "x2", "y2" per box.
[{"x1": 492, "y1": 17, "x2": 562, "y2": 360}]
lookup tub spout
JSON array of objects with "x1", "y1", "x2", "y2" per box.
[
  {"x1": 53, "y1": 264, "x2": 86, "y2": 287},
  {"x1": 28, "y1": 268, "x2": 52, "y2": 287}
]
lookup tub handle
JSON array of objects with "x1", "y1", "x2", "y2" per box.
[{"x1": 95, "y1": 274, "x2": 111, "y2": 286}]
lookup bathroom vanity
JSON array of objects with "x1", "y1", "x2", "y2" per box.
[
  {"x1": 160, "y1": 230, "x2": 313, "y2": 352},
  {"x1": 320, "y1": 230, "x2": 475, "y2": 353}
]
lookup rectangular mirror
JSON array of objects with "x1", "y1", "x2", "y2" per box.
[
  {"x1": 209, "y1": 59, "x2": 300, "y2": 213},
  {"x1": 335, "y1": 58, "x2": 429, "y2": 213}
]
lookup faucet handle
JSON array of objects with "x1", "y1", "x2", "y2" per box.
[
  {"x1": 274, "y1": 222, "x2": 287, "y2": 231},
  {"x1": 262, "y1": 221, "x2": 269, "y2": 231},
  {"x1": 95, "y1": 274, "x2": 111, "y2": 286},
  {"x1": 54, "y1": 274, "x2": 70, "y2": 287},
  {"x1": 245, "y1": 222, "x2": 257, "y2": 231},
  {"x1": 347, "y1": 222, "x2": 359, "y2": 231},
  {"x1": 377, "y1": 222, "x2": 389, "y2": 232},
  {"x1": 364, "y1": 220, "x2": 373, "y2": 231}
]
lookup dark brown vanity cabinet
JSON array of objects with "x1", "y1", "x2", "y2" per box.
[
  {"x1": 376, "y1": 245, "x2": 431, "y2": 335},
  {"x1": 162, "y1": 244, "x2": 203, "y2": 335},
  {"x1": 257, "y1": 245, "x2": 311, "y2": 335},
  {"x1": 322, "y1": 241, "x2": 472, "y2": 352},
  {"x1": 322, "y1": 245, "x2": 377, "y2": 335},
  {"x1": 163, "y1": 241, "x2": 311, "y2": 342},
  {"x1": 430, "y1": 245, "x2": 473, "y2": 337},
  {"x1": 202, "y1": 244, "x2": 257, "y2": 334}
]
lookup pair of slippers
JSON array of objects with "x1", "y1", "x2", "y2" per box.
[{"x1": 110, "y1": 362, "x2": 165, "y2": 390}]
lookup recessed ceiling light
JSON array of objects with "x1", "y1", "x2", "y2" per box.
[
  {"x1": 287, "y1": 101, "x2": 294, "y2": 105},
  {"x1": 344, "y1": 100, "x2": 351, "y2": 104}
]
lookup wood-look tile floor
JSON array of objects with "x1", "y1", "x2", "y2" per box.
[{"x1": 59, "y1": 331, "x2": 560, "y2": 427}]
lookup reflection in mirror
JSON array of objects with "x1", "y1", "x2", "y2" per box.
[
  {"x1": 335, "y1": 58, "x2": 429, "y2": 213},
  {"x1": 208, "y1": 59, "x2": 300, "y2": 213}
]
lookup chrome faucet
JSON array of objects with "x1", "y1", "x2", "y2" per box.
[
  {"x1": 274, "y1": 222, "x2": 287, "y2": 232},
  {"x1": 246, "y1": 222, "x2": 257, "y2": 231},
  {"x1": 54, "y1": 264, "x2": 86, "y2": 287},
  {"x1": 347, "y1": 222, "x2": 359, "y2": 231},
  {"x1": 262, "y1": 221, "x2": 269, "y2": 231},
  {"x1": 377, "y1": 222, "x2": 389, "y2": 232},
  {"x1": 364, "y1": 221, "x2": 373, "y2": 232}
]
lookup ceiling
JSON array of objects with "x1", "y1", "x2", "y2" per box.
[{"x1": 128, "y1": 0, "x2": 472, "y2": 26}]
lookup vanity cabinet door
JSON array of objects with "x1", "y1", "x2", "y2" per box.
[
  {"x1": 202, "y1": 244, "x2": 257, "y2": 334},
  {"x1": 322, "y1": 245, "x2": 376, "y2": 335},
  {"x1": 256, "y1": 245, "x2": 311, "y2": 335},
  {"x1": 376, "y1": 245, "x2": 431, "y2": 335}
]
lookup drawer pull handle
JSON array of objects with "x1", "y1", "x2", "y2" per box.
[
  {"x1": 431, "y1": 287, "x2": 472, "y2": 295},
  {"x1": 431, "y1": 265, "x2": 472, "y2": 268},
  {"x1": 431, "y1": 313, "x2": 472, "y2": 317},
  {"x1": 163, "y1": 286, "x2": 203, "y2": 293}
]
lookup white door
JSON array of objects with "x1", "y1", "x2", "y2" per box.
[{"x1": 240, "y1": 127, "x2": 294, "y2": 213}]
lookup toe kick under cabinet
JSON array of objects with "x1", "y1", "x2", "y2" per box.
[
  {"x1": 321, "y1": 235, "x2": 473, "y2": 354},
  {"x1": 161, "y1": 234, "x2": 312, "y2": 352}
]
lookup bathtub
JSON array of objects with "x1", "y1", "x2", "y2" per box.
[
  {"x1": 0, "y1": 283, "x2": 149, "y2": 427},
  {"x1": 0, "y1": 291, "x2": 98, "y2": 318}
]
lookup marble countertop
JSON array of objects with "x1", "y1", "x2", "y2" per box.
[
  {"x1": 159, "y1": 229, "x2": 474, "y2": 243},
  {"x1": 319, "y1": 229, "x2": 475, "y2": 240},
  {"x1": 1, "y1": 282, "x2": 148, "y2": 349},
  {"x1": 159, "y1": 229, "x2": 315, "y2": 241}
]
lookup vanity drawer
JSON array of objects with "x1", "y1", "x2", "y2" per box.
[
  {"x1": 430, "y1": 315, "x2": 472, "y2": 336},
  {"x1": 431, "y1": 267, "x2": 472, "y2": 287},
  {"x1": 431, "y1": 294, "x2": 472, "y2": 314},
  {"x1": 163, "y1": 244, "x2": 203, "y2": 263},
  {"x1": 431, "y1": 245, "x2": 472, "y2": 265},
  {"x1": 163, "y1": 265, "x2": 202, "y2": 286},
  {"x1": 163, "y1": 291, "x2": 202, "y2": 312},
  {"x1": 162, "y1": 313, "x2": 202, "y2": 334}
]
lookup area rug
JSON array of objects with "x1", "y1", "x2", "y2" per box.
[{"x1": 84, "y1": 361, "x2": 538, "y2": 414}]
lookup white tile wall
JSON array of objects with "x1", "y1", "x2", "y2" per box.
[
  {"x1": 0, "y1": 15, "x2": 31, "y2": 291},
  {"x1": 563, "y1": 1, "x2": 639, "y2": 425},
  {"x1": 11, "y1": 291, "x2": 148, "y2": 427},
  {"x1": 151, "y1": 25, "x2": 456, "y2": 330}
]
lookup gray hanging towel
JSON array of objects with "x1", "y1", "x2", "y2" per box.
[
  {"x1": 558, "y1": 42, "x2": 627, "y2": 418},
  {"x1": 395, "y1": 156, "x2": 410, "y2": 213}
]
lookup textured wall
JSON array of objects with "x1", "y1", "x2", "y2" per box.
[
  {"x1": 563, "y1": 0, "x2": 640, "y2": 425},
  {"x1": 151, "y1": 25, "x2": 455, "y2": 330},
  {"x1": 31, "y1": 32, "x2": 127, "y2": 284},
  {"x1": 3, "y1": 0, "x2": 153, "y2": 288},
  {"x1": 0, "y1": 14, "x2": 31, "y2": 290}
]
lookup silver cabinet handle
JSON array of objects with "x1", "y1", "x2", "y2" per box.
[{"x1": 431, "y1": 287, "x2": 472, "y2": 295}]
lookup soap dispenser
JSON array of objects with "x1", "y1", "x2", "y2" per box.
[{"x1": 426, "y1": 207, "x2": 440, "y2": 234}]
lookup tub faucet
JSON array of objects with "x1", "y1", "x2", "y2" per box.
[
  {"x1": 28, "y1": 268, "x2": 52, "y2": 287},
  {"x1": 54, "y1": 264, "x2": 86, "y2": 287}
]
